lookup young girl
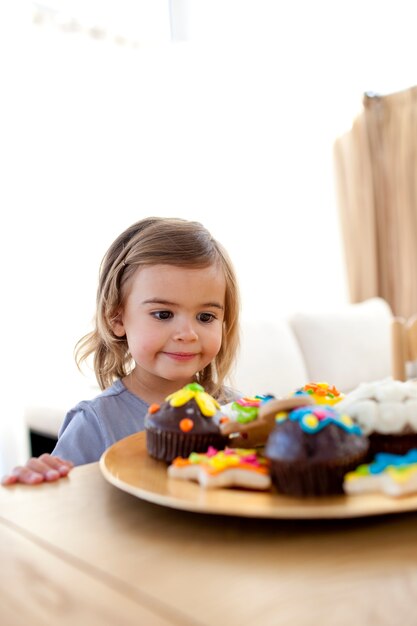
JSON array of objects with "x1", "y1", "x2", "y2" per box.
[{"x1": 3, "y1": 217, "x2": 240, "y2": 485}]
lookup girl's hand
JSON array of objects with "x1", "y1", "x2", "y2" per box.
[{"x1": 1, "y1": 454, "x2": 74, "y2": 486}]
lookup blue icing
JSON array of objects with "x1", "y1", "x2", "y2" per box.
[
  {"x1": 257, "y1": 394, "x2": 275, "y2": 404},
  {"x1": 286, "y1": 405, "x2": 363, "y2": 436},
  {"x1": 369, "y1": 449, "x2": 417, "y2": 474}
]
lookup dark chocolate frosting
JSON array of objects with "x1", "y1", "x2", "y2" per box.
[
  {"x1": 145, "y1": 397, "x2": 222, "y2": 435},
  {"x1": 265, "y1": 419, "x2": 369, "y2": 463}
]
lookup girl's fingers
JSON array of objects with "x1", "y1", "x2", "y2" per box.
[
  {"x1": 1, "y1": 455, "x2": 74, "y2": 486},
  {"x1": 10, "y1": 465, "x2": 45, "y2": 485},
  {"x1": 26, "y1": 457, "x2": 63, "y2": 481},
  {"x1": 1, "y1": 474, "x2": 19, "y2": 485},
  {"x1": 38, "y1": 454, "x2": 74, "y2": 476}
]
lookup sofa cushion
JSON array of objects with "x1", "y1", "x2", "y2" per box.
[
  {"x1": 232, "y1": 318, "x2": 309, "y2": 397},
  {"x1": 289, "y1": 297, "x2": 393, "y2": 392}
]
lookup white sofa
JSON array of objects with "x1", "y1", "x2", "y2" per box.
[
  {"x1": 233, "y1": 297, "x2": 393, "y2": 396},
  {"x1": 23, "y1": 297, "x2": 394, "y2": 446}
]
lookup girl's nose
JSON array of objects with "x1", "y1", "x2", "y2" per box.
[{"x1": 173, "y1": 321, "x2": 198, "y2": 341}]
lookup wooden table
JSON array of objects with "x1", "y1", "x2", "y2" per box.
[{"x1": 2, "y1": 462, "x2": 417, "y2": 626}]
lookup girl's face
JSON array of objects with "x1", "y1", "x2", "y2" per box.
[{"x1": 112, "y1": 264, "x2": 226, "y2": 397}]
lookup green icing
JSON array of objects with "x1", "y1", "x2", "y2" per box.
[
  {"x1": 185, "y1": 383, "x2": 204, "y2": 392},
  {"x1": 355, "y1": 464, "x2": 370, "y2": 476},
  {"x1": 232, "y1": 403, "x2": 259, "y2": 424}
]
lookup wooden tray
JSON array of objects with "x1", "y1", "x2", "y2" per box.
[{"x1": 99, "y1": 432, "x2": 417, "y2": 519}]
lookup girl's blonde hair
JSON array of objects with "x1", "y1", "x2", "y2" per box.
[{"x1": 76, "y1": 217, "x2": 240, "y2": 400}]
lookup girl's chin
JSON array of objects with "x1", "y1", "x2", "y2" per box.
[{"x1": 160, "y1": 368, "x2": 201, "y2": 387}]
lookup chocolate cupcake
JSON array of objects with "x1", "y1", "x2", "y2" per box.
[
  {"x1": 337, "y1": 379, "x2": 417, "y2": 458},
  {"x1": 145, "y1": 383, "x2": 227, "y2": 462},
  {"x1": 263, "y1": 403, "x2": 369, "y2": 496}
]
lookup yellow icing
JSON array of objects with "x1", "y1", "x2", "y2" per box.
[
  {"x1": 275, "y1": 411, "x2": 288, "y2": 422},
  {"x1": 386, "y1": 464, "x2": 417, "y2": 483},
  {"x1": 303, "y1": 414, "x2": 319, "y2": 429},
  {"x1": 168, "y1": 388, "x2": 194, "y2": 406},
  {"x1": 166, "y1": 385, "x2": 220, "y2": 416},
  {"x1": 173, "y1": 448, "x2": 269, "y2": 475},
  {"x1": 195, "y1": 391, "x2": 220, "y2": 416},
  {"x1": 340, "y1": 415, "x2": 353, "y2": 427}
]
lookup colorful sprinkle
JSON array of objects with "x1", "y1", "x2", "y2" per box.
[
  {"x1": 294, "y1": 382, "x2": 344, "y2": 406},
  {"x1": 171, "y1": 447, "x2": 270, "y2": 474},
  {"x1": 179, "y1": 418, "x2": 194, "y2": 432}
]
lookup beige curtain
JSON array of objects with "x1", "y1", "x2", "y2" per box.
[{"x1": 334, "y1": 86, "x2": 417, "y2": 317}]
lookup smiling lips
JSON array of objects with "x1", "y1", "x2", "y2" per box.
[{"x1": 163, "y1": 352, "x2": 198, "y2": 362}]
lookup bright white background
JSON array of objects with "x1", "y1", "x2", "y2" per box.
[{"x1": 1, "y1": 0, "x2": 417, "y2": 470}]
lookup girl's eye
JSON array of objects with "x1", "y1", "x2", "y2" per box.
[
  {"x1": 152, "y1": 311, "x2": 173, "y2": 320},
  {"x1": 197, "y1": 312, "x2": 216, "y2": 323}
]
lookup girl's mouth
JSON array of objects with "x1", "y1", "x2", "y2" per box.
[{"x1": 163, "y1": 352, "x2": 198, "y2": 362}]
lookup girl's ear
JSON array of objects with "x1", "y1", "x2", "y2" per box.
[{"x1": 111, "y1": 311, "x2": 126, "y2": 337}]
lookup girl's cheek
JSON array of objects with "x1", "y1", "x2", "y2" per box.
[
  {"x1": 213, "y1": 333, "x2": 223, "y2": 353},
  {"x1": 138, "y1": 335, "x2": 160, "y2": 353}
]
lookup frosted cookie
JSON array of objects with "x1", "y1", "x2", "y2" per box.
[
  {"x1": 220, "y1": 395, "x2": 314, "y2": 448},
  {"x1": 337, "y1": 379, "x2": 417, "y2": 457},
  {"x1": 168, "y1": 446, "x2": 271, "y2": 490},
  {"x1": 344, "y1": 449, "x2": 417, "y2": 497}
]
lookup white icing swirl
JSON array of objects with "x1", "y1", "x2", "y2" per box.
[{"x1": 337, "y1": 378, "x2": 417, "y2": 435}]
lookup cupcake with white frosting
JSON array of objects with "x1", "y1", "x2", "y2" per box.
[{"x1": 337, "y1": 379, "x2": 417, "y2": 457}]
